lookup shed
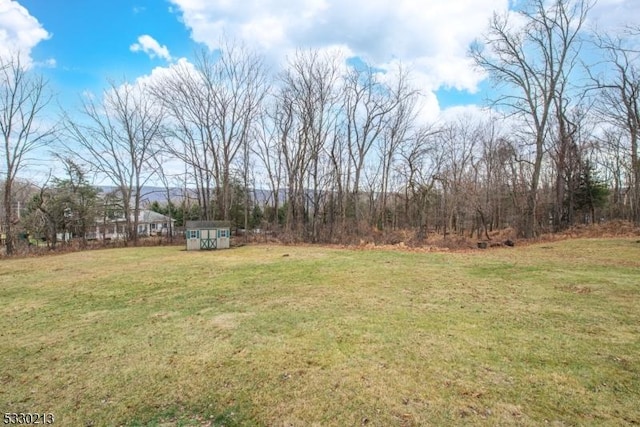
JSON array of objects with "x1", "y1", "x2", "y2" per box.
[{"x1": 185, "y1": 221, "x2": 232, "y2": 251}]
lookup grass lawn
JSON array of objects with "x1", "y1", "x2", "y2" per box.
[{"x1": 1, "y1": 239, "x2": 639, "y2": 426}]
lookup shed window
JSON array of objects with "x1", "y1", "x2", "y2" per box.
[
  {"x1": 188, "y1": 230, "x2": 200, "y2": 239},
  {"x1": 218, "y1": 229, "x2": 228, "y2": 238}
]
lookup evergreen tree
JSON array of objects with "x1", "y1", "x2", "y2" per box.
[
  {"x1": 574, "y1": 161, "x2": 609, "y2": 224},
  {"x1": 23, "y1": 160, "x2": 99, "y2": 248}
]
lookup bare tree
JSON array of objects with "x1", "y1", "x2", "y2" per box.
[
  {"x1": 471, "y1": 0, "x2": 593, "y2": 237},
  {"x1": 207, "y1": 41, "x2": 269, "y2": 221},
  {"x1": 435, "y1": 117, "x2": 479, "y2": 237},
  {"x1": 147, "y1": 148, "x2": 178, "y2": 242},
  {"x1": 64, "y1": 79, "x2": 162, "y2": 246},
  {"x1": 150, "y1": 59, "x2": 216, "y2": 220},
  {"x1": 468, "y1": 115, "x2": 509, "y2": 238},
  {"x1": 343, "y1": 64, "x2": 400, "y2": 231},
  {"x1": 375, "y1": 65, "x2": 420, "y2": 230},
  {"x1": 591, "y1": 28, "x2": 640, "y2": 224},
  {"x1": 0, "y1": 54, "x2": 55, "y2": 255},
  {"x1": 152, "y1": 41, "x2": 267, "y2": 222},
  {"x1": 548, "y1": 98, "x2": 594, "y2": 230},
  {"x1": 252, "y1": 103, "x2": 285, "y2": 231},
  {"x1": 272, "y1": 85, "x2": 305, "y2": 236},
  {"x1": 326, "y1": 118, "x2": 349, "y2": 238},
  {"x1": 275, "y1": 49, "x2": 342, "y2": 241},
  {"x1": 398, "y1": 124, "x2": 442, "y2": 240},
  {"x1": 597, "y1": 128, "x2": 628, "y2": 219}
]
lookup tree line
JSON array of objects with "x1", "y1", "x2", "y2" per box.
[{"x1": 1, "y1": 0, "x2": 638, "y2": 255}]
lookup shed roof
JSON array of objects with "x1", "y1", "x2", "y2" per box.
[{"x1": 185, "y1": 220, "x2": 232, "y2": 229}]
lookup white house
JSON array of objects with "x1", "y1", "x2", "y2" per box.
[
  {"x1": 87, "y1": 209, "x2": 175, "y2": 240},
  {"x1": 135, "y1": 209, "x2": 176, "y2": 237}
]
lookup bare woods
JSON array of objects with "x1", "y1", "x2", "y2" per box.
[{"x1": 2, "y1": 0, "x2": 640, "y2": 253}]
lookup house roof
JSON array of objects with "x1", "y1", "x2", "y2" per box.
[
  {"x1": 95, "y1": 209, "x2": 174, "y2": 224},
  {"x1": 185, "y1": 220, "x2": 232, "y2": 229},
  {"x1": 138, "y1": 210, "x2": 174, "y2": 223}
]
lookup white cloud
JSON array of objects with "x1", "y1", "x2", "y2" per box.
[
  {"x1": 132, "y1": 57, "x2": 195, "y2": 88},
  {"x1": 0, "y1": 0, "x2": 50, "y2": 65},
  {"x1": 438, "y1": 104, "x2": 490, "y2": 123},
  {"x1": 34, "y1": 57, "x2": 56, "y2": 68},
  {"x1": 130, "y1": 34, "x2": 172, "y2": 61},
  {"x1": 159, "y1": 0, "x2": 640, "y2": 122},
  {"x1": 589, "y1": 0, "x2": 640, "y2": 31},
  {"x1": 167, "y1": 0, "x2": 509, "y2": 121},
  {"x1": 169, "y1": 0, "x2": 508, "y2": 90}
]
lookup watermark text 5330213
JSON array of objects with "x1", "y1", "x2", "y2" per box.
[{"x1": 3, "y1": 413, "x2": 54, "y2": 424}]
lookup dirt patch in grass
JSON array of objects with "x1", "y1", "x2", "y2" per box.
[{"x1": 557, "y1": 285, "x2": 593, "y2": 294}]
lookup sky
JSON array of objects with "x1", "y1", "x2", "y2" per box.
[{"x1": 2, "y1": 0, "x2": 639, "y2": 123}]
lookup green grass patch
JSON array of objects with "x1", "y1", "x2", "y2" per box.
[{"x1": 1, "y1": 239, "x2": 639, "y2": 426}]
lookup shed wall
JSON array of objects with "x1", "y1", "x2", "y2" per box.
[{"x1": 185, "y1": 227, "x2": 231, "y2": 250}]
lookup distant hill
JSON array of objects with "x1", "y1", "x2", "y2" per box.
[
  {"x1": 97, "y1": 186, "x2": 286, "y2": 206},
  {"x1": 97, "y1": 186, "x2": 187, "y2": 205}
]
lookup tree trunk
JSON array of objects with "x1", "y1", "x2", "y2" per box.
[
  {"x1": 4, "y1": 182, "x2": 14, "y2": 255},
  {"x1": 632, "y1": 130, "x2": 640, "y2": 224}
]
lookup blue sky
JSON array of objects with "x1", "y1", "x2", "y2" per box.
[
  {"x1": 15, "y1": 0, "x2": 196, "y2": 107},
  {"x1": 2, "y1": 0, "x2": 639, "y2": 119}
]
